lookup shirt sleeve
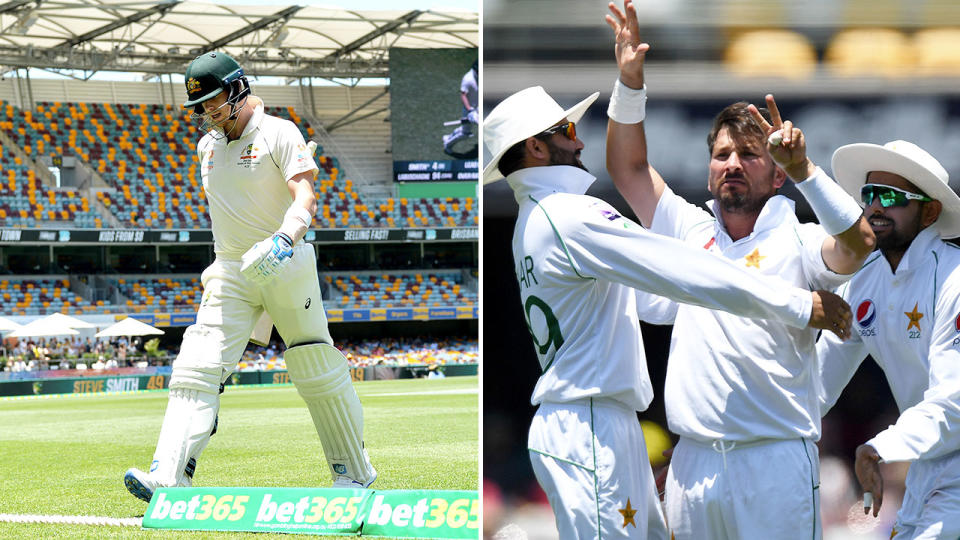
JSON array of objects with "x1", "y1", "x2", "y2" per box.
[
  {"x1": 649, "y1": 185, "x2": 715, "y2": 241},
  {"x1": 274, "y1": 120, "x2": 319, "y2": 182},
  {"x1": 635, "y1": 290, "x2": 678, "y2": 325},
  {"x1": 546, "y1": 194, "x2": 813, "y2": 329},
  {"x1": 868, "y1": 270, "x2": 960, "y2": 462},
  {"x1": 817, "y1": 282, "x2": 868, "y2": 414},
  {"x1": 795, "y1": 222, "x2": 850, "y2": 291}
]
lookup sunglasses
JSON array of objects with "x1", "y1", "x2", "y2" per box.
[
  {"x1": 538, "y1": 122, "x2": 577, "y2": 141},
  {"x1": 860, "y1": 183, "x2": 932, "y2": 208}
]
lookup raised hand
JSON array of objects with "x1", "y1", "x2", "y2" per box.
[
  {"x1": 606, "y1": 1, "x2": 649, "y2": 89},
  {"x1": 747, "y1": 94, "x2": 816, "y2": 181}
]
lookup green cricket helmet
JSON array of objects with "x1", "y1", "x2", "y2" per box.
[{"x1": 183, "y1": 51, "x2": 250, "y2": 110}]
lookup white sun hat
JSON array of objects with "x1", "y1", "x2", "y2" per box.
[
  {"x1": 482, "y1": 86, "x2": 599, "y2": 185},
  {"x1": 832, "y1": 140, "x2": 960, "y2": 238}
]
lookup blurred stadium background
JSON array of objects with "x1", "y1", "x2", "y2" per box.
[
  {"x1": 0, "y1": 3, "x2": 478, "y2": 404},
  {"x1": 482, "y1": 0, "x2": 957, "y2": 537}
]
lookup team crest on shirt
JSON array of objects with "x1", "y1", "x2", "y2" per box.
[
  {"x1": 237, "y1": 144, "x2": 261, "y2": 168},
  {"x1": 744, "y1": 248, "x2": 764, "y2": 269},
  {"x1": 905, "y1": 302, "x2": 923, "y2": 339},
  {"x1": 856, "y1": 300, "x2": 877, "y2": 337}
]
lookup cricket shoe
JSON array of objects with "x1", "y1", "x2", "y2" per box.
[
  {"x1": 332, "y1": 450, "x2": 377, "y2": 488},
  {"x1": 333, "y1": 466, "x2": 377, "y2": 488},
  {"x1": 123, "y1": 467, "x2": 192, "y2": 502}
]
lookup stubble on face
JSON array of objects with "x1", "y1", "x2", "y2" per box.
[
  {"x1": 545, "y1": 138, "x2": 588, "y2": 173},
  {"x1": 865, "y1": 172, "x2": 926, "y2": 255},
  {"x1": 709, "y1": 130, "x2": 777, "y2": 215}
]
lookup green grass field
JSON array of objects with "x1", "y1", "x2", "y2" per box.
[{"x1": 0, "y1": 375, "x2": 478, "y2": 538}]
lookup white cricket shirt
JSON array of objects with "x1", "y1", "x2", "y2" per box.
[
  {"x1": 507, "y1": 166, "x2": 814, "y2": 412},
  {"x1": 653, "y1": 172, "x2": 849, "y2": 443},
  {"x1": 460, "y1": 69, "x2": 477, "y2": 109},
  {"x1": 819, "y1": 226, "x2": 960, "y2": 462},
  {"x1": 197, "y1": 102, "x2": 319, "y2": 259}
]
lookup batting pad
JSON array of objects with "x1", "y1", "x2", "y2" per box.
[
  {"x1": 151, "y1": 387, "x2": 219, "y2": 487},
  {"x1": 284, "y1": 343, "x2": 375, "y2": 485}
]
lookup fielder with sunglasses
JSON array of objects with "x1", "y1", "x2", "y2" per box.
[
  {"x1": 483, "y1": 85, "x2": 856, "y2": 538},
  {"x1": 818, "y1": 141, "x2": 960, "y2": 538},
  {"x1": 604, "y1": 2, "x2": 877, "y2": 538},
  {"x1": 123, "y1": 52, "x2": 376, "y2": 502}
]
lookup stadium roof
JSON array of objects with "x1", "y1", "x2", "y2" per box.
[{"x1": 0, "y1": 0, "x2": 478, "y2": 80}]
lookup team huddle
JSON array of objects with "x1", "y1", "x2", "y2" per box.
[{"x1": 485, "y1": 1, "x2": 960, "y2": 539}]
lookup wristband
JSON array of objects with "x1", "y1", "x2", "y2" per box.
[
  {"x1": 279, "y1": 205, "x2": 313, "y2": 243},
  {"x1": 795, "y1": 167, "x2": 863, "y2": 235},
  {"x1": 607, "y1": 78, "x2": 647, "y2": 124}
]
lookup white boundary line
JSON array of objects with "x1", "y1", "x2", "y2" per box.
[
  {"x1": 367, "y1": 388, "x2": 478, "y2": 397},
  {"x1": 0, "y1": 513, "x2": 142, "y2": 527}
]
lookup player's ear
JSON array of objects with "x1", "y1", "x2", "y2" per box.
[
  {"x1": 921, "y1": 199, "x2": 942, "y2": 228},
  {"x1": 525, "y1": 137, "x2": 550, "y2": 163},
  {"x1": 772, "y1": 164, "x2": 787, "y2": 190}
]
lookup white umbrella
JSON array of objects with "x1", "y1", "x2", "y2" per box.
[
  {"x1": 0, "y1": 316, "x2": 22, "y2": 332},
  {"x1": 41, "y1": 312, "x2": 96, "y2": 329},
  {"x1": 9, "y1": 318, "x2": 79, "y2": 338},
  {"x1": 96, "y1": 317, "x2": 164, "y2": 338}
]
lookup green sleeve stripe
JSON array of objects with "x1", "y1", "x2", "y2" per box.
[
  {"x1": 530, "y1": 195, "x2": 592, "y2": 280},
  {"x1": 527, "y1": 448, "x2": 596, "y2": 472},
  {"x1": 932, "y1": 250, "x2": 940, "y2": 322}
]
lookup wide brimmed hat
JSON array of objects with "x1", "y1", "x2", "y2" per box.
[
  {"x1": 832, "y1": 140, "x2": 960, "y2": 238},
  {"x1": 482, "y1": 87, "x2": 598, "y2": 184}
]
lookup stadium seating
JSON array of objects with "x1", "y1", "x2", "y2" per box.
[
  {"x1": 0, "y1": 100, "x2": 478, "y2": 230},
  {"x1": 326, "y1": 271, "x2": 478, "y2": 309},
  {"x1": 723, "y1": 30, "x2": 817, "y2": 79},
  {"x1": 0, "y1": 110, "x2": 104, "y2": 229},
  {"x1": 0, "y1": 278, "x2": 102, "y2": 316},
  {"x1": 109, "y1": 277, "x2": 202, "y2": 313},
  {"x1": 825, "y1": 28, "x2": 914, "y2": 77},
  {"x1": 913, "y1": 27, "x2": 960, "y2": 76}
]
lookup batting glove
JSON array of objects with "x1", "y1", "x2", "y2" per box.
[{"x1": 240, "y1": 232, "x2": 295, "y2": 285}]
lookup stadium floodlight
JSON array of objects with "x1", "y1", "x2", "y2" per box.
[{"x1": 167, "y1": 46, "x2": 179, "y2": 54}]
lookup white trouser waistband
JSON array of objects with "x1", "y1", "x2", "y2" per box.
[{"x1": 681, "y1": 436, "x2": 802, "y2": 471}]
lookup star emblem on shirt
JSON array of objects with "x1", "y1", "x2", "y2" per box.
[
  {"x1": 905, "y1": 303, "x2": 924, "y2": 331},
  {"x1": 618, "y1": 498, "x2": 637, "y2": 528},
  {"x1": 745, "y1": 248, "x2": 765, "y2": 269}
]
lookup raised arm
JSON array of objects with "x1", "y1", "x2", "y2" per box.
[
  {"x1": 604, "y1": 0, "x2": 665, "y2": 228},
  {"x1": 748, "y1": 95, "x2": 875, "y2": 274},
  {"x1": 556, "y1": 199, "x2": 852, "y2": 338}
]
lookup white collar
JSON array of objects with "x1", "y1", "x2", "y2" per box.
[
  {"x1": 707, "y1": 194, "x2": 798, "y2": 240},
  {"x1": 890, "y1": 226, "x2": 941, "y2": 274},
  {"x1": 506, "y1": 165, "x2": 596, "y2": 205}
]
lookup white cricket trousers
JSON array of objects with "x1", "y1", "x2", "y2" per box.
[
  {"x1": 528, "y1": 399, "x2": 668, "y2": 540},
  {"x1": 665, "y1": 436, "x2": 821, "y2": 540},
  {"x1": 892, "y1": 450, "x2": 960, "y2": 539},
  {"x1": 179, "y1": 242, "x2": 331, "y2": 376}
]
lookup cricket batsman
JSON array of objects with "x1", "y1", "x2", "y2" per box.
[{"x1": 123, "y1": 51, "x2": 376, "y2": 502}]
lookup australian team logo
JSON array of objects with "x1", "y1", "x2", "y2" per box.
[
  {"x1": 186, "y1": 77, "x2": 202, "y2": 95},
  {"x1": 237, "y1": 144, "x2": 260, "y2": 168}
]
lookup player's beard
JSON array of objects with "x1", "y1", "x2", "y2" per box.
[
  {"x1": 872, "y1": 213, "x2": 921, "y2": 255},
  {"x1": 715, "y1": 168, "x2": 775, "y2": 215},
  {"x1": 546, "y1": 140, "x2": 588, "y2": 173},
  {"x1": 717, "y1": 186, "x2": 766, "y2": 215}
]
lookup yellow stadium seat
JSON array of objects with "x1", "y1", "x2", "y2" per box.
[
  {"x1": 914, "y1": 27, "x2": 960, "y2": 76},
  {"x1": 724, "y1": 30, "x2": 816, "y2": 79},
  {"x1": 825, "y1": 28, "x2": 913, "y2": 77}
]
